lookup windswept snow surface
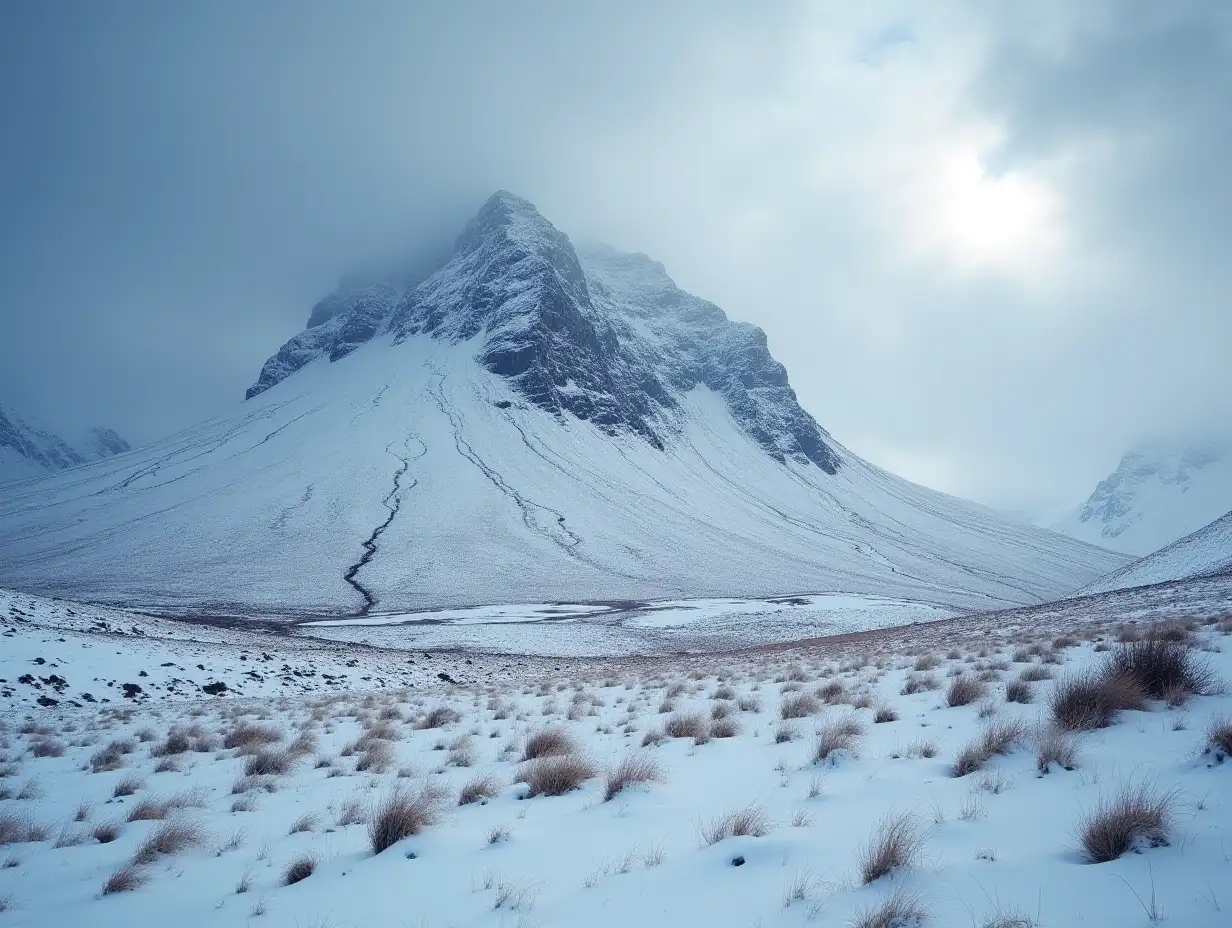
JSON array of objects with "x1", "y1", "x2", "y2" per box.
[
  {"x1": 2, "y1": 586, "x2": 1231, "y2": 928},
  {"x1": 0, "y1": 339, "x2": 1123, "y2": 615},
  {"x1": 304, "y1": 594, "x2": 955, "y2": 657},
  {"x1": 1083, "y1": 509, "x2": 1232, "y2": 594}
]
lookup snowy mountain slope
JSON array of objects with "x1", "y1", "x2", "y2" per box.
[
  {"x1": 0, "y1": 194, "x2": 1126, "y2": 615},
  {"x1": 0, "y1": 402, "x2": 130, "y2": 483},
  {"x1": 1048, "y1": 440, "x2": 1232, "y2": 555},
  {"x1": 1083, "y1": 508, "x2": 1232, "y2": 594}
]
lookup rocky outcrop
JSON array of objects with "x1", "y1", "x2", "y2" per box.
[{"x1": 246, "y1": 191, "x2": 839, "y2": 472}]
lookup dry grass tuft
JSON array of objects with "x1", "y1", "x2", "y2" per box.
[
  {"x1": 663, "y1": 712, "x2": 710, "y2": 741},
  {"x1": 953, "y1": 718, "x2": 1028, "y2": 777},
  {"x1": 1004, "y1": 678, "x2": 1033, "y2": 704},
  {"x1": 858, "y1": 811, "x2": 925, "y2": 883},
  {"x1": 368, "y1": 784, "x2": 447, "y2": 853},
  {"x1": 813, "y1": 716, "x2": 864, "y2": 763},
  {"x1": 520, "y1": 754, "x2": 598, "y2": 797},
  {"x1": 131, "y1": 815, "x2": 207, "y2": 864},
  {"x1": 603, "y1": 754, "x2": 664, "y2": 802},
  {"x1": 112, "y1": 775, "x2": 143, "y2": 798},
  {"x1": 459, "y1": 774, "x2": 502, "y2": 805},
  {"x1": 1206, "y1": 716, "x2": 1232, "y2": 760},
  {"x1": 849, "y1": 885, "x2": 928, "y2": 928},
  {"x1": 283, "y1": 854, "x2": 317, "y2": 885},
  {"x1": 418, "y1": 706, "x2": 462, "y2": 729},
  {"x1": 780, "y1": 693, "x2": 821, "y2": 719},
  {"x1": 223, "y1": 723, "x2": 282, "y2": 752},
  {"x1": 1049, "y1": 670, "x2": 1145, "y2": 731},
  {"x1": 1036, "y1": 727, "x2": 1078, "y2": 773},
  {"x1": 93, "y1": 821, "x2": 122, "y2": 844},
  {"x1": 244, "y1": 748, "x2": 295, "y2": 777},
  {"x1": 700, "y1": 803, "x2": 771, "y2": 845},
  {"x1": 102, "y1": 863, "x2": 148, "y2": 894},
  {"x1": 1079, "y1": 782, "x2": 1175, "y2": 863},
  {"x1": 947, "y1": 675, "x2": 988, "y2": 707},
  {"x1": 710, "y1": 717, "x2": 741, "y2": 738},
  {"x1": 521, "y1": 728, "x2": 578, "y2": 761},
  {"x1": 1105, "y1": 634, "x2": 1218, "y2": 703}
]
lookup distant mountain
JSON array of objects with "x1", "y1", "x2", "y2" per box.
[
  {"x1": 1083, "y1": 508, "x2": 1232, "y2": 594},
  {"x1": 1048, "y1": 440, "x2": 1232, "y2": 556},
  {"x1": 0, "y1": 192, "x2": 1126, "y2": 614},
  {"x1": 0, "y1": 404, "x2": 130, "y2": 483}
]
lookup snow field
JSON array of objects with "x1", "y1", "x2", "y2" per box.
[{"x1": 2, "y1": 620, "x2": 1231, "y2": 927}]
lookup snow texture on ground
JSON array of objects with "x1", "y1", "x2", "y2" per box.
[{"x1": 1, "y1": 586, "x2": 1231, "y2": 928}]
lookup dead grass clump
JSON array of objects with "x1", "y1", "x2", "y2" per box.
[
  {"x1": 152, "y1": 725, "x2": 216, "y2": 757},
  {"x1": 1004, "y1": 678, "x2": 1033, "y2": 704},
  {"x1": 355, "y1": 740, "x2": 396, "y2": 773},
  {"x1": 603, "y1": 754, "x2": 664, "y2": 801},
  {"x1": 901, "y1": 673, "x2": 939, "y2": 695},
  {"x1": 947, "y1": 675, "x2": 988, "y2": 707},
  {"x1": 1205, "y1": 716, "x2": 1232, "y2": 761},
  {"x1": 1105, "y1": 634, "x2": 1218, "y2": 703},
  {"x1": 1049, "y1": 670, "x2": 1144, "y2": 731},
  {"x1": 132, "y1": 815, "x2": 207, "y2": 864},
  {"x1": 953, "y1": 719, "x2": 1028, "y2": 777},
  {"x1": 710, "y1": 717, "x2": 741, "y2": 738},
  {"x1": 700, "y1": 803, "x2": 771, "y2": 844},
  {"x1": 850, "y1": 885, "x2": 928, "y2": 928},
  {"x1": 520, "y1": 755, "x2": 598, "y2": 797},
  {"x1": 780, "y1": 693, "x2": 821, "y2": 719},
  {"x1": 126, "y1": 798, "x2": 169, "y2": 822},
  {"x1": 775, "y1": 723, "x2": 798, "y2": 744},
  {"x1": 1079, "y1": 782, "x2": 1175, "y2": 863},
  {"x1": 521, "y1": 728, "x2": 578, "y2": 761},
  {"x1": 0, "y1": 811, "x2": 45, "y2": 845},
  {"x1": 1019, "y1": 665, "x2": 1053, "y2": 682},
  {"x1": 244, "y1": 748, "x2": 295, "y2": 777},
  {"x1": 663, "y1": 712, "x2": 709, "y2": 741},
  {"x1": 858, "y1": 811, "x2": 924, "y2": 883},
  {"x1": 112, "y1": 775, "x2": 143, "y2": 798},
  {"x1": 873, "y1": 707, "x2": 899, "y2": 723},
  {"x1": 90, "y1": 739, "x2": 135, "y2": 772},
  {"x1": 93, "y1": 821, "x2": 122, "y2": 843},
  {"x1": 29, "y1": 739, "x2": 65, "y2": 758},
  {"x1": 102, "y1": 863, "x2": 148, "y2": 894},
  {"x1": 368, "y1": 784, "x2": 447, "y2": 853},
  {"x1": 223, "y1": 723, "x2": 283, "y2": 752},
  {"x1": 459, "y1": 774, "x2": 502, "y2": 805},
  {"x1": 1036, "y1": 727, "x2": 1078, "y2": 773},
  {"x1": 289, "y1": 813, "x2": 318, "y2": 834},
  {"x1": 283, "y1": 853, "x2": 316, "y2": 885},
  {"x1": 336, "y1": 796, "x2": 366, "y2": 825},
  {"x1": 813, "y1": 716, "x2": 864, "y2": 763},
  {"x1": 418, "y1": 706, "x2": 461, "y2": 729}
]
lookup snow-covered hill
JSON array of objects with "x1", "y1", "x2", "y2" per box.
[
  {"x1": 0, "y1": 402, "x2": 129, "y2": 483},
  {"x1": 0, "y1": 193, "x2": 1126, "y2": 615},
  {"x1": 1083, "y1": 508, "x2": 1232, "y2": 594},
  {"x1": 1049, "y1": 440, "x2": 1232, "y2": 555}
]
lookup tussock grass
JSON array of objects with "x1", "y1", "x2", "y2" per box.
[
  {"x1": 244, "y1": 748, "x2": 295, "y2": 777},
  {"x1": 1049, "y1": 670, "x2": 1145, "y2": 731},
  {"x1": 418, "y1": 706, "x2": 461, "y2": 729},
  {"x1": 663, "y1": 712, "x2": 709, "y2": 741},
  {"x1": 521, "y1": 728, "x2": 577, "y2": 761},
  {"x1": 780, "y1": 693, "x2": 821, "y2": 719},
  {"x1": 112, "y1": 775, "x2": 143, "y2": 798},
  {"x1": 813, "y1": 716, "x2": 864, "y2": 763},
  {"x1": 1004, "y1": 678, "x2": 1033, "y2": 704},
  {"x1": 0, "y1": 811, "x2": 45, "y2": 845},
  {"x1": 102, "y1": 863, "x2": 148, "y2": 894},
  {"x1": 283, "y1": 853, "x2": 316, "y2": 885},
  {"x1": 519, "y1": 754, "x2": 597, "y2": 797},
  {"x1": 1036, "y1": 727, "x2": 1078, "y2": 773},
  {"x1": 700, "y1": 803, "x2": 771, "y2": 845},
  {"x1": 850, "y1": 885, "x2": 927, "y2": 928},
  {"x1": 92, "y1": 821, "x2": 122, "y2": 844},
  {"x1": 603, "y1": 754, "x2": 664, "y2": 801},
  {"x1": 858, "y1": 811, "x2": 924, "y2": 883},
  {"x1": 953, "y1": 719, "x2": 1028, "y2": 777},
  {"x1": 946, "y1": 675, "x2": 988, "y2": 707},
  {"x1": 132, "y1": 815, "x2": 207, "y2": 864},
  {"x1": 223, "y1": 723, "x2": 283, "y2": 752},
  {"x1": 1079, "y1": 782, "x2": 1176, "y2": 863},
  {"x1": 1106, "y1": 634, "x2": 1218, "y2": 703},
  {"x1": 368, "y1": 784, "x2": 447, "y2": 853},
  {"x1": 1206, "y1": 716, "x2": 1232, "y2": 760},
  {"x1": 459, "y1": 774, "x2": 502, "y2": 805}
]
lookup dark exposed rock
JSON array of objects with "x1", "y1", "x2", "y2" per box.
[{"x1": 245, "y1": 191, "x2": 839, "y2": 472}]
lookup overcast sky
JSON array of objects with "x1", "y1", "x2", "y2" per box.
[{"x1": 1, "y1": 0, "x2": 1229, "y2": 513}]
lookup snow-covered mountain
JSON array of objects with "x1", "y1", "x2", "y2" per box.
[
  {"x1": 1048, "y1": 440, "x2": 1232, "y2": 556},
  {"x1": 0, "y1": 402, "x2": 130, "y2": 483},
  {"x1": 0, "y1": 192, "x2": 1127, "y2": 615},
  {"x1": 1083, "y1": 508, "x2": 1232, "y2": 594}
]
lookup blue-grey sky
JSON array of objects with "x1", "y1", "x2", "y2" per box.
[{"x1": 1, "y1": 0, "x2": 1229, "y2": 512}]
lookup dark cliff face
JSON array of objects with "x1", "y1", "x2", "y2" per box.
[{"x1": 245, "y1": 191, "x2": 840, "y2": 473}]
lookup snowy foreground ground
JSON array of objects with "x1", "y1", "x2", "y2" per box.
[{"x1": 2, "y1": 589, "x2": 1232, "y2": 927}]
